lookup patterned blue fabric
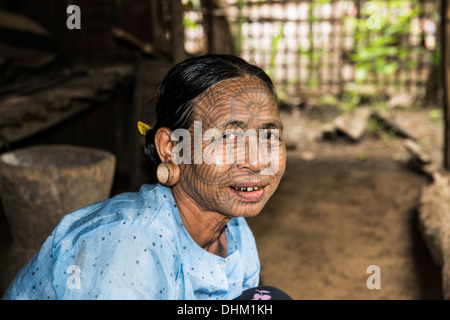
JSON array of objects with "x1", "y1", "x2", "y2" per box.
[{"x1": 3, "y1": 184, "x2": 260, "y2": 300}]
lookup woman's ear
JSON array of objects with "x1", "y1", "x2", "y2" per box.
[{"x1": 154, "y1": 127, "x2": 173, "y2": 162}]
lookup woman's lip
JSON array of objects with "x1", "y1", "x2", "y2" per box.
[
  {"x1": 229, "y1": 181, "x2": 269, "y2": 188},
  {"x1": 228, "y1": 185, "x2": 267, "y2": 201}
]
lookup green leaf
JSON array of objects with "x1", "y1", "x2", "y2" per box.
[
  {"x1": 355, "y1": 67, "x2": 368, "y2": 83},
  {"x1": 383, "y1": 62, "x2": 399, "y2": 75}
]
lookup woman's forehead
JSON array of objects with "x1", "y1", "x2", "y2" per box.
[{"x1": 192, "y1": 76, "x2": 279, "y2": 127}]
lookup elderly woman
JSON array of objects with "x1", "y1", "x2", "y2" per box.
[{"x1": 3, "y1": 54, "x2": 288, "y2": 300}]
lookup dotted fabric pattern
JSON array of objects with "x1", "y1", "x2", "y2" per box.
[{"x1": 3, "y1": 184, "x2": 260, "y2": 300}]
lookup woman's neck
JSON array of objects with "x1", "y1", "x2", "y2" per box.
[{"x1": 171, "y1": 184, "x2": 230, "y2": 258}]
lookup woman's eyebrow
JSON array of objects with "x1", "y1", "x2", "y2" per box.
[
  {"x1": 217, "y1": 119, "x2": 246, "y2": 129},
  {"x1": 216, "y1": 119, "x2": 283, "y2": 130},
  {"x1": 260, "y1": 121, "x2": 283, "y2": 130}
]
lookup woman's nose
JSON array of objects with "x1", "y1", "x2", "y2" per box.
[
  {"x1": 237, "y1": 159, "x2": 269, "y2": 172},
  {"x1": 235, "y1": 137, "x2": 270, "y2": 172}
]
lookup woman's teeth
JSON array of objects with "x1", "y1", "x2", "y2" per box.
[{"x1": 231, "y1": 186, "x2": 262, "y2": 192}]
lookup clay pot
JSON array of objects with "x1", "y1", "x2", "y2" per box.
[{"x1": 0, "y1": 144, "x2": 116, "y2": 251}]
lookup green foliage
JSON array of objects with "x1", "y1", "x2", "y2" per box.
[
  {"x1": 183, "y1": 15, "x2": 198, "y2": 30},
  {"x1": 235, "y1": 0, "x2": 246, "y2": 55},
  {"x1": 266, "y1": 24, "x2": 284, "y2": 79},
  {"x1": 183, "y1": 0, "x2": 440, "y2": 112},
  {"x1": 350, "y1": 0, "x2": 421, "y2": 84},
  {"x1": 340, "y1": 0, "x2": 437, "y2": 112},
  {"x1": 429, "y1": 109, "x2": 442, "y2": 125}
]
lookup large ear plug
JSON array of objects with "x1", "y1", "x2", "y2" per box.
[{"x1": 156, "y1": 158, "x2": 180, "y2": 186}]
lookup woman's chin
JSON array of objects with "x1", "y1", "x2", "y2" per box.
[
  {"x1": 228, "y1": 200, "x2": 269, "y2": 218},
  {"x1": 220, "y1": 185, "x2": 273, "y2": 218}
]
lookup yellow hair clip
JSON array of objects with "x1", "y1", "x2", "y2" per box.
[{"x1": 137, "y1": 121, "x2": 152, "y2": 136}]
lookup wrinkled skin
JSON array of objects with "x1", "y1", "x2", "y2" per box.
[{"x1": 156, "y1": 76, "x2": 286, "y2": 257}]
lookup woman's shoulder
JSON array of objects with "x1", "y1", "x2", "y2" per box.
[{"x1": 53, "y1": 184, "x2": 179, "y2": 250}]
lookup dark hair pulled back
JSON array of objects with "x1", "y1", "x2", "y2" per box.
[{"x1": 142, "y1": 54, "x2": 277, "y2": 182}]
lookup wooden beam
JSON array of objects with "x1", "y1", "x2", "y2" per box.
[
  {"x1": 444, "y1": 0, "x2": 450, "y2": 168},
  {"x1": 0, "y1": 10, "x2": 50, "y2": 37},
  {"x1": 0, "y1": 65, "x2": 133, "y2": 149}
]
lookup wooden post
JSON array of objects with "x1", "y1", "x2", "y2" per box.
[
  {"x1": 207, "y1": 0, "x2": 214, "y2": 54},
  {"x1": 443, "y1": 0, "x2": 450, "y2": 168},
  {"x1": 201, "y1": 0, "x2": 235, "y2": 54},
  {"x1": 170, "y1": 0, "x2": 187, "y2": 63}
]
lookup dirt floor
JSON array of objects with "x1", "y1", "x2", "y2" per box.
[
  {"x1": 248, "y1": 106, "x2": 444, "y2": 299},
  {"x1": 0, "y1": 105, "x2": 445, "y2": 299}
]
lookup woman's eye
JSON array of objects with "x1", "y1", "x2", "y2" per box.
[
  {"x1": 263, "y1": 131, "x2": 279, "y2": 141},
  {"x1": 224, "y1": 133, "x2": 236, "y2": 140}
]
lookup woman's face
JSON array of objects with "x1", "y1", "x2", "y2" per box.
[{"x1": 175, "y1": 76, "x2": 286, "y2": 218}]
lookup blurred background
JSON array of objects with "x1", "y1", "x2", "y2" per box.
[{"x1": 0, "y1": 0, "x2": 448, "y2": 299}]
